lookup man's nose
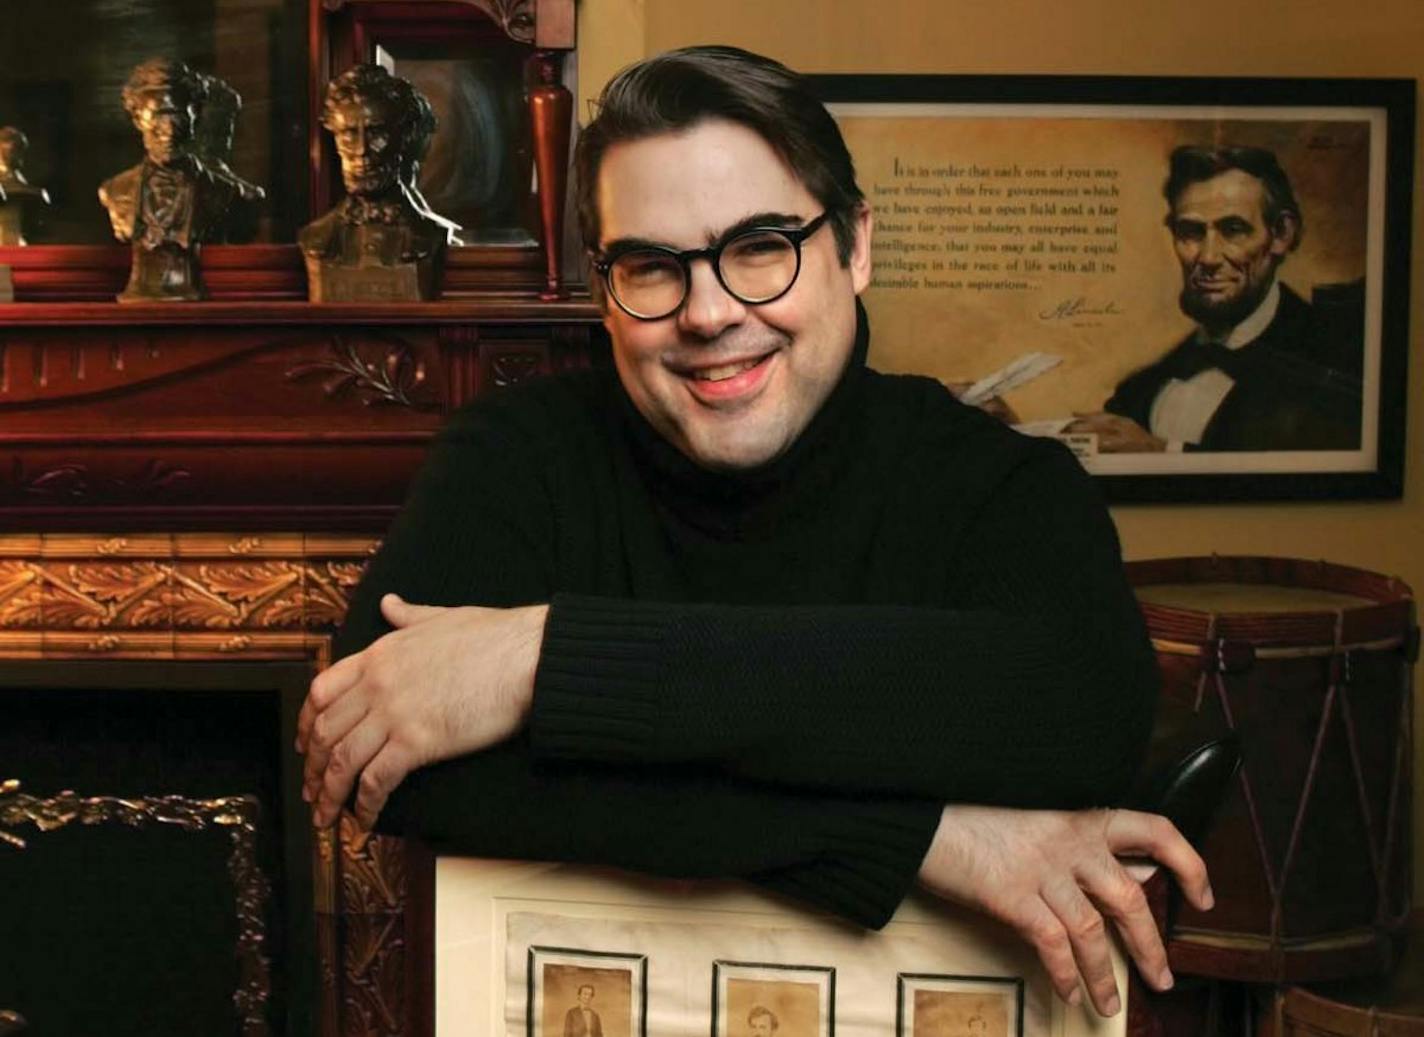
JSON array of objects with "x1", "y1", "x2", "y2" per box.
[
  {"x1": 1197, "y1": 230, "x2": 1224, "y2": 266},
  {"x1": 677, "y1": 257, "x2": 745, "y2": 338}
]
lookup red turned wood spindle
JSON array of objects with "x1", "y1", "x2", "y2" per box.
[{"x1": 529, "y1": 51, "x2": 572, "y2": 301}]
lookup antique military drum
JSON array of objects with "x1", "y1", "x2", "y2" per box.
[{"x1": 1127, "y1": 556, "x2": 1416, "y2": 984}]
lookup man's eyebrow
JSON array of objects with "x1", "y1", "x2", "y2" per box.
[
  {"x1": 710, "y1": 210, "x2": 809, "y2": 243},
  {"x1": 599, "y1": 211, "x2": 813, "y2": 254}
]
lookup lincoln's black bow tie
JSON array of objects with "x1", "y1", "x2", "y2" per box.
[{"x1": 1171, "y1": 341, "x2": 1247, "y2": 380}]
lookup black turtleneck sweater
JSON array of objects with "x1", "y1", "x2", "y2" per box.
[{"x1": 337, "y1": 309, "x2": 1159, "y2": 928}]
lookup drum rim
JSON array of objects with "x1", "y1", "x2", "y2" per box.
[
  {"x1": 1126, "y1": 555, "x2": 1414, "y2": 649},
  {"x1": 1280, "y1": 983, "x2": 1424, "y2": 1031}
]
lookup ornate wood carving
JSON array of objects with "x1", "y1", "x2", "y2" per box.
[
  {"x1": 4, "y1": 458, "x2": 192, "y2": 504},
  {"x1": 0, "y1": 536, "x2": 373, "y2": 636},
  {"x1": 0, "y1": 784, "x2": 272, "y2": 1037},
  {"x1": 339, "y1": 815, "x2": 410, "y2": 1037},
  {"x1": 490, "y1": 349, "x2": 544, "y2": 387},
  {"x1": 320, "y1": 0, "x2": 535, "y2": 43},
  {"x1": 287, "y1": 335, "x2": 438, "y2": 411}
]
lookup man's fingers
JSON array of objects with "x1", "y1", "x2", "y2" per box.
[
  {"x1": 302, "y1": 689, "x2": 371, "y2": 802},
  {"x1": 297, "y1": 652, "x2": 364, "y2": 752},
  {"x1": 1041, "y1": 875, "x2": 1121, "y2": 1016},
  {"x1": 353, "y1": 742, "x2": 419, "y2": 830},
  {"x1": 312, "y1": 718, "x2": 388, "y2": 828},
  {"x1": 1104, "y1": 810, "x2": 1214, "y2": 912},
  {"x1": 380, "y1": 592, "x2": 447, "y2": 628},
  {"x1": 1077, "y1": 853, "x2": 1173, "y2": 994},
  {"x1": 1011, "y1": 897, "x2": 1084, "y2": 1008}
]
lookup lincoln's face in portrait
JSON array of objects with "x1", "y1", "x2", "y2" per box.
[
  {"x1": 328, "y1": 94, "x2": 401, "y2": 197},
  {"x1": 130, "y1": 86, "x2": 196, "y2": 168},
  {"x1": 577, "y1": 985, "x2": 595, "y2": 1009},
  {"x1": 1168, "y1": 167, "x2": 1298, "y2": 335}
]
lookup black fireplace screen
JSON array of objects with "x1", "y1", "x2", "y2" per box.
[{"x1": 0, "y1": 661, "x2": 315, "y2": 1037}]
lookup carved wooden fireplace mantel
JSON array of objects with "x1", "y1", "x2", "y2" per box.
[
  {"x1": 0, "y1": 298, "x2": 603, "y2": 532},
  {"x1": 0, "y1": 297, "x2": 603, "y2": 1037}
]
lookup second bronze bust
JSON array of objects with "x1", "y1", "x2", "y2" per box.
[
  {"x1": 300, "y1": 64, "x2": 461, "y2": 303},
  {"x1": 98, "y1": 58, "x2": 264, "y2": 303}
]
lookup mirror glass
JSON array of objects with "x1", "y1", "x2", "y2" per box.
[
  {"x1": 0, "y1": 0, "x2": 308, "y2": 244},
  {"x1": 375, "y1": 42, "x2": 539, "y2": 247}
]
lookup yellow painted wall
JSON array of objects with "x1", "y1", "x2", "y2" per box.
[{"x1": 579, "y1": 0, "x2": 1424, "y2": 902}]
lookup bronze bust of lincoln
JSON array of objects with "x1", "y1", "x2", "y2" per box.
[{"x1": 300, "y1": 64, "x2": 459, "y2": 303}]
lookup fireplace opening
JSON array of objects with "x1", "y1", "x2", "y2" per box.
[{"x1": 0, "y1": 659, "x2": 317, "y2": 1037}]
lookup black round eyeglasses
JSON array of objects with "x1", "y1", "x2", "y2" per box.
[{"x1": 593, "y1": 211, "x2": 831, "y2": 321}]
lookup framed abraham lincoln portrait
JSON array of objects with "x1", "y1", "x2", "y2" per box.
[{"x1": 810, "y1": 75, "x2": 1414, "y2": 501}]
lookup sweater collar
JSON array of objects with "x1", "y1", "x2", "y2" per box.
[{"x1": 615, "y1": 299, "x2": 872, "y2": 539}]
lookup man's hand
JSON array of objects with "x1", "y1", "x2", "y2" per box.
[
  {"x1": 296, "y1": 594, "x2": 548, "y2": 830},
  {"x1": 1064, "y1": 413, "x2": 1167, "y2": 453},
  {"x1": 917, "y1": 805, "x2": 1212, "y2": 1017}
]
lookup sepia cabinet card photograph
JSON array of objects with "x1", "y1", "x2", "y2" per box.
[
  {"x1": 526, "y1": 945, "x2": 647, "y2": 1037},
  {"x1": 814, "y1": 76, "x2": 1413, "y2": 501},
  {"x1": 896, "y1": 974, "x2": 1024, "y2": 1037},
  {"x1": 712, "y1": 960, "x2": 836, "y2": 1037}
]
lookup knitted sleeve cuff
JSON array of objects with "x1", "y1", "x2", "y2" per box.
[
  {"x1": 530, "y1": 593, "x2": 678, "y2": 763},
  {"x1": 752, "y1": 797, "x2": 942, "y2": 929}
]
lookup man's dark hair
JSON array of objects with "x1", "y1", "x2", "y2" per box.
[
  {"x1": 747, "y1": 1005, "x2": 779, "y2": 1031},
  {"x1": 323, "y1": 63, "x2": 435, "y2": 174},
  {"x1": 574, "y1": 46, "x2": 864, "y2": 265},
  {"x1": 1163, "y1": 145, "x2": 1303, "y2": 246},
  {"x1": 121, "y1": 58, "x2": 207, "y2": 118},
  {"x1": 577, "y1": 984, "x2": 595, "y2": 997}
]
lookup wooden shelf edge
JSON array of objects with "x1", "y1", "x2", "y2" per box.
[{"x1": 0, "y1": 295, "x2": 602, "y2": 326}]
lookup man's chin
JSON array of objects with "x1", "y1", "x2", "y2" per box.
[
  {"x1": 679, "y1": 424, "x2": 792, "y2": 473},
  {"x1": 1179, "y1": 287, "x2": 1261, "y2": 330}
]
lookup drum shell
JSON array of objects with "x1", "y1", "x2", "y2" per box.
[
  {"x1": 1129, "y1": 557, "x2": 1415, "y2": 985},
  {"x1": 1263, "y1": 921, "x2": 1424, "y2": 1036},
  {"x1": 1269, "y1": 987, "x2": 1424, "y2": 1037}
]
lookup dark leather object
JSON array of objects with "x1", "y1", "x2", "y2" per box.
[{"x1": 1128, "y1": 708, "x2": 1241, "y2": 848}]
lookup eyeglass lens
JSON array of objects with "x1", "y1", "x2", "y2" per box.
[{"x1": 608, "y1": 229, "x2": 801, "y2": 318}]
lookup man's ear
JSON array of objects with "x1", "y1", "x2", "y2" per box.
[
  {"x1": 849, "y1": 202, "x2": 873, "y2": 295},
  {"x1": 1269, "y1": 210, "x2": 1300, "y2": 257},
  {"x1": 587, "y1": 254, "x2": 616, "y2": 327}
]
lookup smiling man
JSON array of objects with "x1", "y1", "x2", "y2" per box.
[
  {"x1": 1069, "y1": 145, "x2": 1363, "y2": 453},
  {"x1": 297, "y1": 46, "x2": 1211, "y2": 1016}
]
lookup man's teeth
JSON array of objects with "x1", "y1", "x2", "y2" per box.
[{"x1": 693, "y1": 358, "x2": 761, "y2": 382}]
